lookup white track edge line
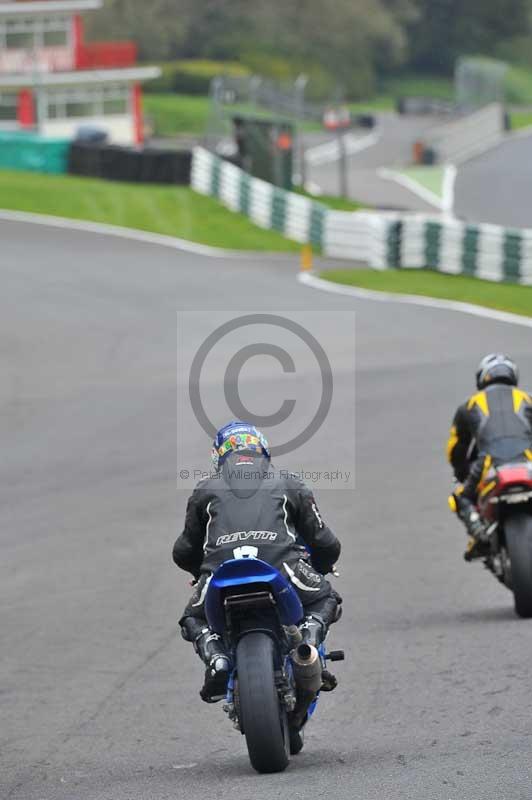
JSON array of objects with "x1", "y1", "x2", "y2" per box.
[
  {"x1": 442, "y1": 163, "x2": 457, "y2": 217},
  {"x1": 6, "y1": 207, "x2": 531, "y2": 330},
  {"x1": 305, "y1": 130, "x2": 381, "y2": 166},
  {"x1": 0, "y1": 208, "x2": 272, "y2": 259},
  {"x1": 298, "y1": 271, "x2": 532, "y2": 330},
  {"x1": 378, "y1": 168, "x2": 444, "y2": 210}
]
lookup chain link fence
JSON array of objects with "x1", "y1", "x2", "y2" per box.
[
  {"x1": 203, "y1": 74, "x2": 338, "y2": 155},
  {"x1": 455, "y1": 57, "x2": 508, "y2": 110}
]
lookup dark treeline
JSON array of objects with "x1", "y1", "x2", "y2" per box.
[{"x1": 85, "y1": 0, "x2": 532, "y2": 96}]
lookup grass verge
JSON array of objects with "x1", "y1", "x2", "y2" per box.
[
  {"x1": 510, "y1": 111, "x2": 532, "y2": 131},
  {"x1": 349, "y1": 74, "x2": 454, "y2": 114},
  {"x1": 296, "y1": 187, "x2": 363, "y2": 211},
  {"x1": 144, "y1": 93, "x2": 321, "y2": 137},
  {"x1": 399, "y1": 167, "x2": 445, "y2": 198},
  {"x1": 144, "y1": 70, "x2": 532, "y2": 136},
  {"x1": 349, "y1": 97, "x2": 395, "y2": 114},
  {"x1": 316, "y1": 195, "x2": 364, "y2": 212},
  {"x1": 322, "y1": 268, "x2": 532, "y2": 318},
  {"x1": 143, "y1": 93, "x2": 211, "y2": 136},
  {"x1": 506, "y1": 64, "x2": 532, "y2": 105},
  {"x1": 0, "y1": 169, "x2": 298, "y2": 252},
  {"x1": 381, "y1": 74, "x2": 455, "y2": 100}
]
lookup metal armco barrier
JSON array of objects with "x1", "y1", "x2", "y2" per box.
[
  {"x1": 397, "y1": 97, "x2": 455, "y2": 116},
  {"x1": 192, "y1": 146, "x2": 532, "y2": 284},
  {"x1": 421, "y1": 103, "x2": 505, "y2": 164}
]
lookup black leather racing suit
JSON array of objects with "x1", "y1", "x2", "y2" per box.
[
  {"x1": 447, "y1": 383, "x2": 532, "y2": 503},
  {"x1": 174, "y1": 456, "x2": 341, "y2": 632}
]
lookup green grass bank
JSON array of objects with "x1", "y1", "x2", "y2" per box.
[
  {"x1": 0, "y1": 169, "x2": 298, "y2": 252},
  {"x1": 322, "y1": 268, "x2": 532, "y2": 318}
]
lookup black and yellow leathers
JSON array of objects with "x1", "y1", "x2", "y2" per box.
[{"x1": 447, "y1": 383, "x2": 532, "y2": 557}]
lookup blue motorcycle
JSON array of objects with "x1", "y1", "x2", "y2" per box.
[{"x1": 205, "y1": 556, "x2": 344, "y2": 773}]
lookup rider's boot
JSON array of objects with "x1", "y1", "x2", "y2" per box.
[
  {"x1": 300, "y1": 595, "x2": 342, "y2": 692},
  {"x1": 300, "y1": 614, "x2": 326, "y2": 647},
  {"x1": 196, "y1": 631, "x2": 231, "y2": 703},
  {"x1": 453, "y1": 494, "x2": 489, "y2": 561},
  {"x1": 464, "y1": 536, "x2": 489, "y2": 562},
  {"x1": 180, "y1": 617, "x2": 230, "y2": 703}
]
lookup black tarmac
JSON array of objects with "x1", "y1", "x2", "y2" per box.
[{"x1": 2, "y1": 220, "x2": 532, "y2": 800}]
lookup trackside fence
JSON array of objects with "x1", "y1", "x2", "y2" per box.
[
  {"x1": 0, "y1": 132, "x2": 192, "y2": 183},
  {"x1": 421, "y1": 103, "x2": 505, "y2": 164},
  {"x1": 191, "y1": 146, "x2": 532, "y2": 284},
  {"x1": 401, "y1": 217, "x2": 532, "y2": 284},
  {"x1": 192, "y1": 146, "x2": 400, "y2": 269}
]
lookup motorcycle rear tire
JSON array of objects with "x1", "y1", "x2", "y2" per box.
[
  {"x1": 506, "y1": 511, "x2": 532, "y2": 619},
  {"x1": 236, "y1": 632, "x2": 289, "y2": 773}
]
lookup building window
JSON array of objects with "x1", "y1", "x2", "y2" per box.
[
  {"x1": 102, "y1": 86, "x2": 129, "y2": 115},
  {"x1": 103, "y1": 98, "x2": 128, "y2": 114},
  {"x1": 41, "y1": 16, "x2": 70, "y2": 47},
  {"x1": 3, "y1": 19, "x2": 37, "y2": 50},
  {"x1": 44, "y1": 85, "x2": 130, "y2": 121},
  {"x1": 103, "y1": 87, "x2": 128, "y2": 115},
  {"x1": 5, "y1": 31, "x2": 35, "y2": 50},
  {"x1": 0, "y1": 93, "x2": 17, "y2": 121},
  {"x1": 43, "y1": 29, "x2": 68, "y2": 47},
  {"x1": 47, "y1": 101, "x2": 62, "y2": 120},
  {"x1": 65, "y1": 100, "x2": 95, "y2": 118},
  {"x1": 0, "y1": 16, "x2": 70, "y2": 50}
]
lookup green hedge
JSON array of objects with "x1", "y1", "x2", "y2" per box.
[{"x1": 145, "y1": 59, "x2": 250, "y2": 95}]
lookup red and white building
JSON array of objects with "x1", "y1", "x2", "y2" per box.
[{"x1": 0, "y1": 0, "x2": 160, "y2": 144}]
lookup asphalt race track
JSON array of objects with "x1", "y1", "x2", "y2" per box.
[
  {"x1": 2, "y1": 219, "x2": 532, "y2": 800},
  {"x1": 455, "y1": 131, "x2": 532, "y2": 228},
  {"x1": 307, "y1": 114, "x2": 439, "y2": 212}
]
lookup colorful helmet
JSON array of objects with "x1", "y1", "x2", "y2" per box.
[
  {"x1": 211, "y1": 421, "x2": 270, "y2": 472},
  {"x1": 476, "y1": 353, "x2": 519, "y2": 390}
]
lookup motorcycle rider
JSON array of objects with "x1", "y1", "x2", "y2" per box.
[
  {"x1": 447, "y1": 354, "x2": 532, "y2": 561},
  {"x1": 174, "y1": 421, "x2": 342, "y2": 703}
]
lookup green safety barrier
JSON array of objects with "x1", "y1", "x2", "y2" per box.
[
  {"x1": 0, "y1": 131, "x2": 70, "y2": 175},
  {"x1": 192, "y1": 146, "x2": 329, "y2": 253},
  {"x1": 399, "y1": 216, "x2": 532, "y2": 284},
  {"x1": 193, "y1": 146, "x2": 532, "y2": 282}
]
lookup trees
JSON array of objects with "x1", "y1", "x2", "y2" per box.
[
  {"x1": 407, "y1": 0, "x2": 531, "y2": 73},
  {"x1": 85, "y1": 0, "x2": 532, "y2": 91},
  {"x1": 85, "y1": 0, "x2": 412, "y2": 97},
  {"x1": 84, "y1": 0, "x2": 186, "y2": 60},
  {"x1": 185, "y1": 0, "x2": 412, "y2": 96}
]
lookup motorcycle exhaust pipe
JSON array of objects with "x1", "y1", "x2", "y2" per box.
[
  {"x1": 290, "y1": 643, "x2": 322, "y2": 727},
  {"x1": 291, "y1": 643, "x2": 322, "y2": 694}
]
